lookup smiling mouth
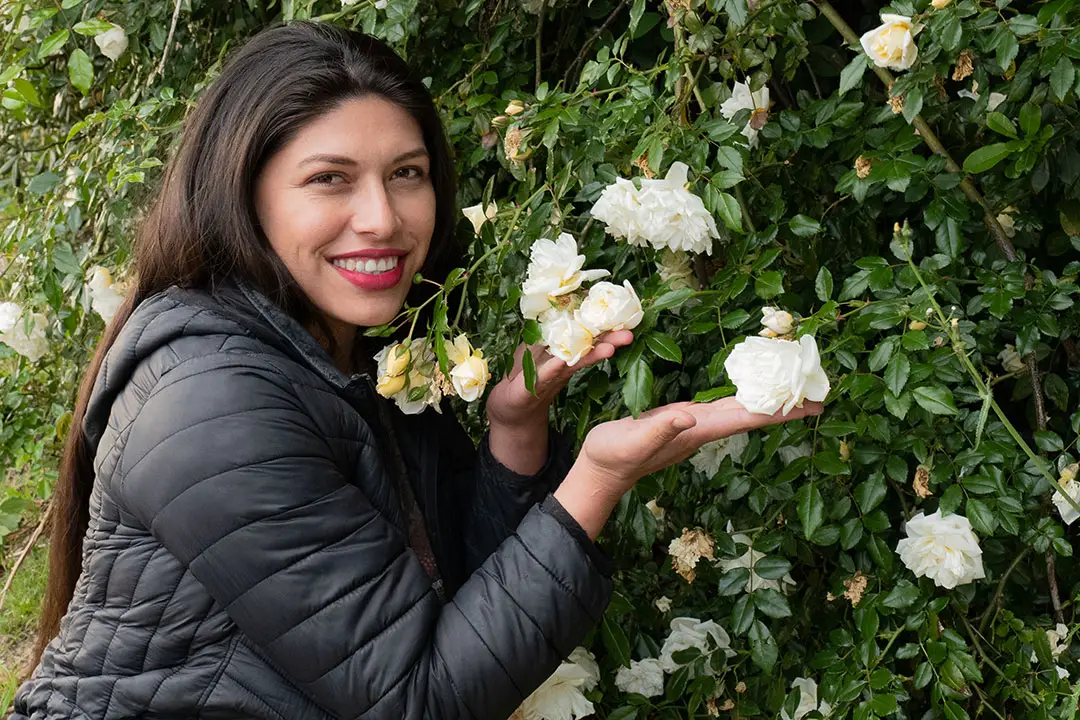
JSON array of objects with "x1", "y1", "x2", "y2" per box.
[{"x1": 330, "y1": 255, "x2": 400, "y2": 275}]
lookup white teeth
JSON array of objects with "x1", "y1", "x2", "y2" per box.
[{"x1": 332, "y1": 255, "x2": 401, "y2": 274}]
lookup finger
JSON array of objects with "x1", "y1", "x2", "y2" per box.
[
  {"x1": 634, "y1": 408, "x2": 697, "y2": 449},
  {"x1": 686, "y1": 397, "x2": 823, "y2": 439},
  {"x1": 596, "y1": 329, "x2": 634, "y2": 348}
]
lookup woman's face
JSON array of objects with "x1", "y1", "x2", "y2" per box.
[{"x1": 255, "y1": 96, "x2": 436, "y2": 337}]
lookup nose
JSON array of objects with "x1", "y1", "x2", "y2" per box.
[{"x1": 348, "y1": 177, "x2": 399, "y2": 241}]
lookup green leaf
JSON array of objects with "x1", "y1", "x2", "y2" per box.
[
  {"x1": 646, "y1": 332, "x2": 682, "y2": 363},
  {"x1": 962, "y1": 143, "x2": 1013, "y2": 174},
  {"x1": 815, "y1": 266, "x2": 834, "y2": 302},
  {"x1": 732, "y1": 594, "x2": 755, "y2": 634},
  {"x1": 883, "y1": 579, "x2": 921, "y2": 609},
  {"x1": 718, "y1": 568, "x2": 750, "y2": 596},
  {"x1": 652, "y1": 288, "x2": 694, "y2": 312},
  {"x1": 939, "y1": 484, "x2": 963, "y2": 516},
  {"x1": 884, "y1": 352, "x2": 910, "y2": 396},
  {"x1": 789, "y1": 214, "x2": 822, "y2": 237},
  {"x1": 748, "y1": 621, "x2": 778, "y2": 671},
  {"x1": 716, "y1": 192, "x2": 743, "y2": 233},
  {"x1": 1051, "y1": 57, "x2": 1076, "y2": 102},
  {"x1": 601, "y1": 614, "x2": 632, "y2": 668},
  {"x1": 1034, "y1": 430, "x2": 1065, "y2": 452},
  {"x1": 522, "y1": 319, "x2": 541, "y2": 345},
  {"x1": 986, "y1": 112, "x2": 1017, "y2": 139},
  {"x1": 870, "y1": 694, "x2": 898, "y2": 716},
  {"x1": 938, "y1": 12, "x2": 962, "y2": 51},
  {"x1": 797, "y1": 482, "x2": 824, "y2": 539},
  {"x1": 522, "y1": 346, "x2": 537, "y2": 395},
  {"x1": 855, "y1": 473, "x2": 887, "y2": 514},
  {"x1": 966, "y1": 498, "x2": 996, "y2": 534},
  {"x1": 629, "y1": 0, "x2": 646, "y2": 34},
  {"x1": 753, "y1": 589, "x2": 792, "y2": 618},
  {"x1": 67, "y1": 49, "x2": 93, "y2": 95},
  {"x1": 884, "y1": 390, "x2": 912, "y2": 420},
  {"x1": 39, "y1": 29, "x2": 70, "y2": 58},
  {"x1": 754, "y1": 271, "x2": 784, "y2": 299},
  {"x1": 623, "y1": 357, "x2": 653, "y2": 415},
  {"x1": 868, "y1": 336, "x2": 899, "y2": 372},
  {"x1": 839, "y1": 54, "x2": 867, "y2": 95},
  {"x1": 1019, "y1": 102, "x2": 1041, "y2": 136},
  {"x1": 27, "y1": 172, "x2": 60, "y2": 195},
  {"x1": 912, "y1": 386, "x2": 959, "y2": 415},
  {"x1": 752, "y1": 556, "x2": 792, "y2": 580},
  {"x1": 72, "y1": 19, "x2": 116, "y2": 35}
]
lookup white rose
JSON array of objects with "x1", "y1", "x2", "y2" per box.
[
  {"x1": 719, "y1": 81, "x2": 770, "y2": 147},
  {"x1": 998, "y1": 343, "x2": 1025, "y2": 373},
  {"x1": 590, "y1": 178, "x2": 642, "y2": 243},
  {"x1": 656, "y1": 249, "x2": 698, "y2": 290},
  {"x1": 896, "y1": 510, "x2": 985, "y2": 589},
  {"x1": 461, "y1": 202, "x2": 496, "y2": 234},
  {"x1": 724, "y1": 335, "x2": 830, "y2": 416},
  {"x1": 566, "y1": 647, "x2": 599, "y2": 691},
  {"x1": 94, "y1": 26, "x2": 129, "y2": 61},
  {"x1": 521, "y1": 648, "x2": 597, "y2": 720},
  {"x1": 1053, "y1": 470, "x2": 1080, "y2": 525},
  {"x1": 781, "y1": 677, "x2": 832, "y2": 720},
  {"x1": 720, "y1": 531, "x2": 796, "y2": 594},
  {"x1": 0, "y1": 302, "x2": 48, "y2": 362},
  {"x1": 520, "y1": 233, "x2": 609, "y2": 320},
  {"x1": 659, "y1": 617, "x2": 735, "y2": 674},
  {"x1": 540, "y1": 311, "x2": 594, "y2": 367},
  {"x1": 759, "y1": 306, "x2": 795, "y2": 337},
  {"x1": 860, "y1": 14, "x2": 920, "y2": 71},
  {"x1": 690, "y1": 433, "x2": 749, "y2": 477},
  {"x1": 655, "y1": 595, "x2": 672, "y2": 613},
  {"x1": 931, "y1": 0, "x2": 952, "y2": 7},
  {"x1": 615, "y1": 659, "x2": 665, "y2": 698},
  {"x1": 635, "y1": 162, "x2": 720, "y2": 255},
  {"x1": 449, "y1": 355, "x2": 490, "y2": 402},
  {"x1": 86, "y1": 266, "x2": 125, "y2": 325},
  {"x1": 578, "y1": 280, "x2": 643, "y2": 334}
]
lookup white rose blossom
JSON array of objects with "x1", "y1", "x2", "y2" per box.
[
  {"x1": 86, "y1": 266, "x2": 125, "y2": 325},
  {"x1": 578, "y1": 280, "x2": 643, "y2": 335},
  {"x1": 656, "y1": 249, "x2": 698, "y2": 290},
  {"x1": 720, "y1": 529, "x2": 796, "y2": 594},
  {"x1": 0, "y1": 302, "x2": 48, "y2": 362},
  {"x1": 690, "y1": 433, "x2": 749, "y2": 477},
  {"x1": 719, "y1": 81, "x2": 770, "y2": 147},
  {"x1": 860, "y1": 14, "x2": 920, "y2": 71},
  {"x1": 444, "y1": 334, "x2": 490, "y2": 402},
  {"x1": 759, "y1": 306, "x2": 795, "y2": 338},
  {"x1": 591, "y1": 162, "x2": 719, "y2": 255},
  {"x1": 724, "y1": 335, "x2": 830, "y2": 416},
  {"x1": 520, "y1": 233, "x2": 608, "y2": 320},
  {"x1": 659, "y1": 617, "x2": 735, "y2": 674},
  {"x1": 896, "y1": 510, "x2": 985, "y2": 589},
  {"x1": 540, "y1": 311, "x2": 595, "y2": 367},
  {"x1": 780, "y1": 677, "x2": 833, "y2": 720},
  {"x1": 615, "y1": 658, "x2": 665, "y2": 698},
  {"x1": 94, "y1": 26, "x2": 129, "y2": 61},
  {"x1": 1052, "y1": 464, "x2": 1080, "y2": 525},
  {"x1": 520, "y1": 647, "x2": 598, "y2": 720},
  {"x1": 1032, "y1": 624, "x2": 1071, "y2": 664},
  {"x1": 461, "y1": 202, "x2": 496, "y2": 234}
]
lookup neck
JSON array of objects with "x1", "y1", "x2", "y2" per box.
[{"x1": 311, "y1": 317, "x2": 358, "y2": 375}]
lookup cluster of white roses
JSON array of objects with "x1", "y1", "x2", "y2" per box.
[
  {"x1": 520, "y1": 234, "x2": 643, "y2": 365},
  {"x1": 373, "y1": 334, "x2": 490, "y2": 414},
  {"x1": 0, "y1": 302, "x2": 48, "y2": 362},
  {"x1": 590, "y1": 161, "x2": 719, "y2": 256},
  {"x1": 724, "y1": 307, "x2": 830, "y2": 416}
]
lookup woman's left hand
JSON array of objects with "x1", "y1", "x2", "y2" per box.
[{"x1": 484, "y1": 330, "x2": 634, "y2": 475}]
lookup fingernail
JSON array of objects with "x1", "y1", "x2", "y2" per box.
[{"x1": 672, "y1": 417, "x2": 694, "y2": 430}]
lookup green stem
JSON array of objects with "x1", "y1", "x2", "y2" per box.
[
  {"x1": 960, "y1": 615, "x2": 1041, "y2": 707},
  {"x1": 978, "y1": 547, "x2": 1031, "y2": 633},
  {"x1": 868, "y1": 628, "x2": 903, "y2": 672}
]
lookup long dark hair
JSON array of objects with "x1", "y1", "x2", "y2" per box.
[{"x1": 34, "y1": 21, "x2": 458, "y2": 666}]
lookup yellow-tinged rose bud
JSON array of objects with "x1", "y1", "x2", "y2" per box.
[
  {"x1": 931, "y1": 0, "x2": 952, "y2": 8},
  {"x1": 376, "y1": 373, "x2": 407, "y2": 398},
  {"x1": 839, "y1": 441, "x2": 851, "y2": 462},
  {"x1": 385, "y1": 343, "x2": 411, "y2": 377},
  {"x1": 490, "y1": 114, "x2": 510, "y2": 128},
  {"x1": 504, "y1": 99, "x2": 525, "y2": 116},
  {"x1": 909, "y1": 320, "x2": 927, "y2": 331}
]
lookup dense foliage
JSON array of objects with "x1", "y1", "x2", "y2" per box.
[{"x1": 3, "y1": 0, "x2": 1080, "y2": 717}]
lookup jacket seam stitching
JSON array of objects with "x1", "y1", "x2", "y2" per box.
[
  {"x1": 512, "y1": 532, "x2": 595, "y2": 619},
  {"x1": 477, "y1": 565, "x2": 561, "y2": 658},
  {"x1": 447, "y1": 603, "x2": 523, "y2": 696}
]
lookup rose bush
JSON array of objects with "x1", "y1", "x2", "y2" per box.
[{"x1": 3, "y1": 0, "x2": 1080, "y2": 718}]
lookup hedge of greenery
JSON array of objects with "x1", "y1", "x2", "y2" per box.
[{"x1": 3, "y1": 0, "x2": 1080, "y2": 718}]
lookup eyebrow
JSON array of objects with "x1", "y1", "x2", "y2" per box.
[{"x1": 298, "y1": 148, "x2": 429, "y2": 167}]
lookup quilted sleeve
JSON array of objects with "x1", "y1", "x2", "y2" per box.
[{"x1": 116, "y1": 353, "x2": 612, "y2": 720}]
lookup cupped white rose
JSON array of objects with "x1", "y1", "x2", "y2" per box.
[
  {"x1": 520, "y1": 233, "x2": 608, "y2": 320},
  {"x1": 781, "y1": 677, "x2": 833, "y2": 720},
  {"x1": 94, "y1": 26, "x2": 129, "y2": 61},
  {"x1": 719, "y1": 81, "x2": 770, "y2": 147},
  {"x1": 541, "y1": 311, "x2": 594, "y2": 367},
  {"x1": 450, "y1": 355, "x2": 490, "y2": 402},
  {"x1": 578, "y1": 280, "x2": 643, "y2": 334},
  {"x1": 1053, "y1": 468, "x2": 1080, "y2": 525},
  {"x1": 720, "y1": 531, "x2": 796, "y2": 594},
  {"x1": 590, "y1": 177, "x2": 642, "y2": 241},
  {"x1": 0, "y1": 302, "x2": 48, "y2": 362},
  {"x1": 86, "y1": 266, "x2": 125, "y2": 324},
  {"x1": 690, "y1": 433, "x2": 749, "y2": 477},
  {"x1": 860, "y1": 14, "x2": 919, "y2": 71},
  {"x1": 896, "y1": 510, "x2": 985, "y2": 589},
  {"x1": 659, "y1": 617, "x2": 735, "y2": 674},
  {"x1": 615, "y1": 658, "x2": 665, "y2": 698},
  {"x1": 656, "y1": 249, "x2": 698, "y2": 290},
  {"x1": 634, "y1": 162, "x2": 720, "y2": 255},
  {"x1": 520, "y1": 647, "x2": 597, "y2": 720},
  {"x1": 724, "y1": 335, "x2": 830, "y2": 416},
  {"x1": 759, "y1": 306, "x2": 795, "y2": 337},
  {"x1": 461, "y1": 202, "x2": 496, "y2": 234}
]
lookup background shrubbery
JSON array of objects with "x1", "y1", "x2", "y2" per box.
[{"x1": 2, "y1": 0, "x2": 1080, "y2": 717}]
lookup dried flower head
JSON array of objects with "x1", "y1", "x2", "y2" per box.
[
  {"x1": 668, "y1": 527, "x2": 716, "y2": 583},
  {"x1": 952, "y1": 49, "x2": 974, "y2": 81}
]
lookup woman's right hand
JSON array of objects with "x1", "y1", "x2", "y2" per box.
[{"x1": 553, "y1": 397, "x2": 824, "y2": 539}]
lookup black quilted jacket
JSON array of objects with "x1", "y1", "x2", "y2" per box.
[{"x1": 13, "y1": 283, "x2": 612, "y2": 719}]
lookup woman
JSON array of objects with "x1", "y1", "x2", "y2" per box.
[{"x1": 14, "y1": 22, "x2": 820, "y2": 720}]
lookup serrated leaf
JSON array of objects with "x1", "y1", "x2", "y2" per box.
[
  {"x1": 963, "y1": 143, "x2": 1013, "y2": 174},
  {"x1": 884, "y1": 390, "x2": 912, "y2": 420},
  {"x1": 1051, "y1": 57, "x2": 1076, "y2": 102},
  {"x1": 716, "y1": 192, "x2": 743, "y2": 233},
  {"x1": 646, "y1": 332, "x2": 682, "y2": 363},
  {"x1": 1019, "y1": 102, "x2": 1041, "y2": 136},
  {"x1": 753, "y1": 589, "x2": 792, "y2": 618},
  {"x1": 623, "y1": 357, "x2": 653, "y2": 415},
  {"x1": 883, "y1": 579, "x2": 921, "y2": 609},
  {"x1": 754, "y1": 271, "x2": 784, "y2": 299},
  {"x1": 797, "y1": 482, "x2": 824, "y2": 539},
  {"x1": 789, "y1": 214, "x2": 822, "y2": 237},
  {"x1": 868, "y1": 337, "x2": 899, "y2": 372},
  {"x1": 749, "y1": 621, "x2": 778, "y2": 671},
  {"x1": 839, "y1": 54, "x2": 867, "y2": 95},
  {"x1": 815, "y1": 266, "x2": 834, "y2": 302},
  {"x1": 884, "y1": 352, "x2": 911, "y2": 396},
  {"x1": 912, "y1": 386, "x2": 959, "y2": 415},
  {"x1": 986, "y1": 112, "x2": 1017, "y2": 139},
  {"x1": 855, "y1": 473, "x2": 887, "y2": 514},
  {"x1": 718, "y1": 567, "x2": 750, "y2": 596},
  {"x1": 753, "y1": 556, "x2": 792, "y2": 580}
]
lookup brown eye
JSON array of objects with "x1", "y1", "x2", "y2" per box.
[
  {"x1": 392, "y1": 166, "x2": 425, "y2": 181},
  {"x1": 309, "y1": 173, "x2": 345, "y2": 186}
]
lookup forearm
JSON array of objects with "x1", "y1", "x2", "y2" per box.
[
  {"x1": 487, "y1": 417, "x2": 549, "y2": 475},
  {"x1": 552, "y1": 460, "x2": 623, "y2": 540}
]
